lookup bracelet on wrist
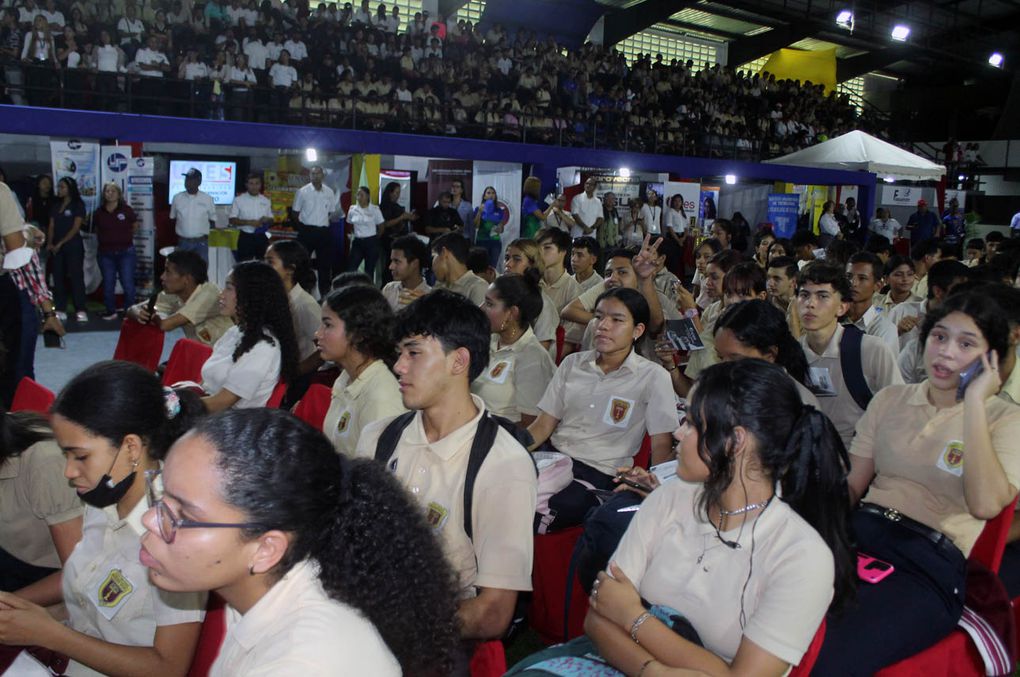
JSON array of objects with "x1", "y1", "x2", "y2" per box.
[
  {"x1": 666, "y1": 363, "x2": 678, "y2": 372},
  {"x1": 630, "y1": 610, "x2": 652, "y2": 644}
]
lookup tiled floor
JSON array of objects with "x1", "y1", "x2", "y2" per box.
[{"x1": 31, "y1": 325, "x2": 183, "y2": 395}]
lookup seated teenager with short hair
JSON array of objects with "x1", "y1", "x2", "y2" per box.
[
  {"x1": 529, "y1": 287, "x2": 678, "y2": 530},
  {"x1": 355, "y1": 290, "x2": 537, "y2": 642},
  {"x1": 432, "y1": 232, "x2": 489, "y2": 305},
  {"x1": 127, "y1": 249, "x2": 233, "y2": 346},
  {"x1": 382, "y1": 234, "x2": 431, "y2": 311}
]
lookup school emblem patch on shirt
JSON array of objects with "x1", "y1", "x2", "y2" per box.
[
  {"x1": 98, "y1": 569, "x2": 133, "y2": 607},
  {"x1": 336, "y1": 411, "x2": 351, "y2": 434},
  {"x1": 937, "y1": 440, "x2": 964, "y2": 477},
  {"x1": 487, "y1": 359, "x2": 512, "y2": 384},
  {"x1": 198, "y1": 328, "x2": 212, "y2": 343},
  {"x1": 425, "y1": 502, "x2": 449, "y2": 531},
  {"x1": 603, "y1": 396, "x2": 635, "y2": 428}
]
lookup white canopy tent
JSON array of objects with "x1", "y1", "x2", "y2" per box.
[{"x1": 765, "y1": 130, "x2": 946, "y2": 181}]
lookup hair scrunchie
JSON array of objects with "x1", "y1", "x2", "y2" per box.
[{"x1": 163, "y1": 387, "x2": 181, "y2": 420}]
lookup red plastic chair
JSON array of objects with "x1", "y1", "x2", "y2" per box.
[
  {"x1": 187, "y1": 593, "x2": 227, "y2": 677},
  {"x1": 10, "y1": 378, "x2": 56, "y2": 414},
  {"x1": 469, "y1": 640, "x2": 507, "y2": 677},
  {"x1": 293, "y1": 384, "x2": 332, "y2": 431},
  {"x1": 529, "y1": 526, "x2": 589, "y2": 645},
  {"x1": 790, "y1": 619, "x2": 826, "y2": 676},
  {"x1": 265, "y1": 381, "x2": 288, "y2": 408},
  {"x1": 112, "y1": 319, "x2": 166, "y2": 371},
  {"x1": 162, "y1": 339, "x2": 213, "y2": 387},
  {"x1": 876, "y1": 497, "x2": 1018, "y2": 677},
  {"x1": 555, "y1": 325, "x2": 566, "y2": 365},
  {"x1": 632, "y1": 434, "x2": 652, "y2": 471}
]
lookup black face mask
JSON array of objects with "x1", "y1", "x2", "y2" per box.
[{"x1": 79, "y1": 447, "x2": 136, "y2": 509}]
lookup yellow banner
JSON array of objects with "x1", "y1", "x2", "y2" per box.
[{"x1": 351, "y1": 154, "x2": 381, "y2": 204}]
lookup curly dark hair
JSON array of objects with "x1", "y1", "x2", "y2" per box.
[
  {"x1": 193, "y1": 409, "x2": 461, "y2": 676},
  {"x1": 229, "y1": 261, "x2": 299, "y2": 383},
  {"x1": 323, "y1": 285, "x2": 396, "y2": 364}
]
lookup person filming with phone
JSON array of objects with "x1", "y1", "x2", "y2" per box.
[{"x1": 814, "y1": 289, "x2": 1020, "y2": 674}]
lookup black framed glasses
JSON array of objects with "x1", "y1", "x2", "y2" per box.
[
  {"x1": 153, "y1": 499, "x2": 265, "y2": 544},
  {"x1": 146, "y1": 469, "x2": 263, "y2": 544}
]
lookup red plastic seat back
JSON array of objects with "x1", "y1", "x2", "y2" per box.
[
  {"x1": 187, "y1": 593, "x2": 227, "y2": 677},
  {"x1": 113, "y1": 319, "x2": 166, "y2": 371},
  {"x1": 789, "y1": 618, "x2": 826, "y2": 676},
  {"x1": 632, "y1": 434, "x2": 652, "y2": 470},
  {"x1": 969, "y1": 496, "x2": 1018, "y2": 573},
  {"x1": 293, "y1": 384, "x2": 332, "y2": 431},
  {"x1": 529, "y1": 526, "x2": 588, "y2": 645},
  {"x1": 266, "y1": 381, "x2": 288, "y2": 408},
  {"x1": 469, "y1": 640, "x2": 506, "y2": 677},
  {"x1": 162, "y1": 339, "x2": 213, "y2": 387},
  {"x1": 555, "y1": 325, "x2": 566, "y2": 365},
  {"x1": 10, "y1": 378, "x2": 56, "y2": 414}
]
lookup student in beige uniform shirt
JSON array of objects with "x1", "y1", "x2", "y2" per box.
[
  {"x1": 796, "y1": 262, "x2": 902, "y2": 449},
  {"x1": 473, "y1": 271, "x2": 556, "y2": 425},
  {"x1": 431, "y1": 232, "x2": 489, "y2": 306},
  {"x1": 564, "y1": 236, "x2": 604, "y2": 353},
  {"x1": 0, "y1": 362, "x2": 207, "y2": 676},
  {"x1": 512, "y1": 360, "x2": 855, "y2": 676},
  {"x1": 816, "y1": 290, "x2": 1020, "y2": 674},
  {"x1": 356, "y1": 291, "x2": 537, "y2": 643},
  {"x1": 139, "y1": 409, "x2": 461, "y2": 676},
  {"x1": 502, "y1": 238, "x2": 559, "y2": 349},
  {"x1": 263, "y1": 240, "x2": 322, "y2": 375},
  {"x1": 0, "y1": 412, "x2": 82, "y2": 606},
  {"x1": 128, "y1": 249, "x2": 232, "y2": 346},
  {"x1": 529, "y1": 287, "x2": 679, "y2": 529},
  {"x1": 678, "y1": 249, "x2": 744, "y2": 387},
  {"x1": 317, "y1": 285, "x2": 406, "y2": 457},
  {"x1": 536, "y1": 228, "x2": 582, "y2": 350},
  {"x1": 381, "y1": 234, "x2": 431, "y2": 311}
]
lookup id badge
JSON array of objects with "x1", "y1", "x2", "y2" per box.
[{"x1": 808, "y1": 367, "x2": 838, "y2": 397}]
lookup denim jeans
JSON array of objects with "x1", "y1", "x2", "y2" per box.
[
  {"x1": 177, "y1": 236, "x2": 209, "y2": 263},
  {"x1": 51, "y1": 236, "x2": 88, "y2": 313},
  {"x1": 99, "y1": 247, "x2": 137, "y2": 313}
]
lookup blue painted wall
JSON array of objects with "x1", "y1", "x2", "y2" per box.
[{"x1": 477, "y1": 0, "x2": 604, "y2": 49}]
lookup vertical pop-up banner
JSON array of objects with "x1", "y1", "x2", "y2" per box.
[
  {"x1": 127, "y1": 157, "x2": 156, "y2": 300},
  {"x1": 50, "y1": 139, "x2": 101, "y2": 221},
  {"x1": 100, "y1": 146, "x2": 133, "y2": 195}
]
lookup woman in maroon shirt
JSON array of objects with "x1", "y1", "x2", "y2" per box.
[{"x1": 92, "y1": 182, "x2": 139, "y2": 320}]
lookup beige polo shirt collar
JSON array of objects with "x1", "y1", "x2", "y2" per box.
[
  {"x1": 1000, "y1": 348, "x2": 1020, "y2": 406},
  {"x1": 491, "y1": 327, "x2": 537, "y2": 354},
  {"x1": 805, "y1": 324, "x2": 843, "y2": 360},
  {"x1": 403, "y1": 394, "x2": 488, "y2": 462},
  {"x1": 582, "y1": 346, "x2": 641, "y2": 377},
  {"x1": 849, "y1": 306, "x2": 881, "y2": 333},
  {"x1": 337, "y1": 359, "x2": 390, "y2": 400},
  {"x1": 231, "y1": 559, "x2": 317, "y2": 651},
  {"x1": 100, "y1": 491, "x2": 148, "y2": 537}
]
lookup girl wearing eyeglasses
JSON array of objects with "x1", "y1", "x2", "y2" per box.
[
  {"x1": 138, "y1": 408, "x2": 460, "y2": 676},
  {"x1": 0, "y1": 361, "x2": 207, "y2": 676}
]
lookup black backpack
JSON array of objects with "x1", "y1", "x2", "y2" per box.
[
  {"x1": 373, "y1": 411, "x2": 535, "y2": 540},
  {"x1": 839, "y1": 324, "x2": 874, "y2": 411}
]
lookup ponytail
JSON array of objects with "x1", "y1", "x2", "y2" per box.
[
  {"x1": 781, "y1": 406, "x2": 856, "y2": 612},
  {"x1": 492, "y1": 269, "x2": 543, "y2": 330},
  {"x1": 715, "y1": 300, "x2": 808, "y2": 386},
  {"x1": 0, "y1": 409, "x2": 53, "y2": 465},
  {"x1": 196, "y1": 409, "x2": 460, "y2": 677}
]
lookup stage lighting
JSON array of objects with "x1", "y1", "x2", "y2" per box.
[
  {"x1": 836, "y1": 10, "x2": 854, "y2": 30},
  {"x1": 724, "y1": 174, "x2": 737, "y2": 185},
  {"x1": 619, "y1": 167, "x2": 631, "y2": 178},
  {"x1": 305, "y1": 148, "x2": 318, "y2": 162},
  {"x1": 884, "y1": 176, "x2": 896, "y2": 183},
  {"x1": 891, "y1": 25, "x2": 910, "y2": 41},
  {"x1": 989, "y1": 53, "x2": 1004, "y2": 68}
]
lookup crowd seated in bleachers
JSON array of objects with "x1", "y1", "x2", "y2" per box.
[{"x1": 0, "y1": 0, "x2": 887, "y2": 158}]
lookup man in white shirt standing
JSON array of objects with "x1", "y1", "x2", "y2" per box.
[
  {"x1": 229, "y1": 173, "x2": 274, "y2": 262},
  {"x1": 292, "y1": 165, "x2": 337, "y2": 297},
  {"x1": 869, "y1": 207, "x2": 903, "y2": 242},
  {"x1": 170, "y1": 168, "x2": 217, "y2": 263},
  {"x1": 132, "y1": 35, "x2": 170, "y2": 114},
  {"x1": 570, "y1": 177, "x2": 603, "y2": 239}
]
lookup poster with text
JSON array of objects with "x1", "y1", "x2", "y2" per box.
[
  {"x1": 427, "y1": 159, "x2": 473, "y2": 207},
  {"x1": 127, "y1": 157, "x2": 155, "y2": 301},
  {"x1": 768, "y1": 194, "x2": 801, "y2": 239},
  {"x1": 50, "y1": 139, "x2": 100, "y2": 226},
  {"x1": 664, "y1": 181, "x2": 701, "y2": 227},
  {"x1": 699, "y1": 187, "x2": 720, "y2": 231}
]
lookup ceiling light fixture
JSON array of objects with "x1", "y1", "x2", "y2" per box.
[
  {"x1": 989, "y1": 52, "x2": 1004, "y2": 68},
  {"x1": 891, "y1": 24, "x2": 910, "y2": 41},
  {"x1": 836, "y1": 10, "x2": 854, "y2": 31}
]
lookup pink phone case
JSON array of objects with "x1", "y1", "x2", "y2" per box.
[{"x1": 857, "y1": 554, "x2": 895, "y2": 583}]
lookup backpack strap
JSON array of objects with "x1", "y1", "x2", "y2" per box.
[
  {"x1": 839, "y1": 325, "x2": 873, "y2": 411},
  {"x1": 463, "y1": 414, "x2": 536, "y2": 541},
  {"x1": 373, "y1": 411, "x2": 417, "y2": 468}
]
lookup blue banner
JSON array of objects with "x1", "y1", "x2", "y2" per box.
[{"x1": 768, "y1": 193, "x2": 800, "y2": 239}]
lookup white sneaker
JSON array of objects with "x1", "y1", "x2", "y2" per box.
[
  {"x1": 76, "y1": 311, "x2": 88, "y2": 322},
  {"x1": 55, "y1": 311, "x2": 67, "y2": 322}
]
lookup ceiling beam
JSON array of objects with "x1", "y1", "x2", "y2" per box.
[
  {"x1": 437, "y1": 0, "x2": 469, "y2": 19},
  {"x1": 602, "y1": 0, "x2": 700, "y2": 46},
  {"x1": 836, "y1": 47, "x2": 911, "y2": 81},
  {"x1": 727, "y1": 24, "x2": 815, "y2": 65},
  {"x1": 661, "y1": 19, "x2": 744, "y2": 39}
]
